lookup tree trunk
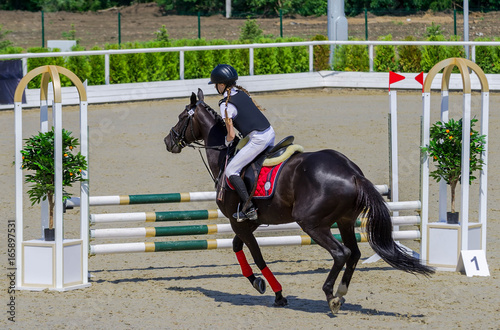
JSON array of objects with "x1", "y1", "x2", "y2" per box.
[
  {"x1": 450, "y1": 181, "x2": 458, "y2": 214},
  {"x1": 48, "y1": 192, "x2": 54, "y2": 229}
]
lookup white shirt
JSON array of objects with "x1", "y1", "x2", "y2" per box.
[{"x1": 219, "y1": 87, "x2": 238, "y2": 120}]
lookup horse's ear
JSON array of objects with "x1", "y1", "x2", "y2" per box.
[
  {"x1": 190, "y1": 92, "x2": 196, "y2": 106},
  {"x1": 197, "y1": 88, "x2": 204, "y2": 102}
]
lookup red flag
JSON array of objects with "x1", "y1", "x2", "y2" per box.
[
  {"x1": 415, "y1": 72, "x2": 424, "y2": 92},
  {"x1": 389, "y1": 71, "x2": 405, "y2": 91}
]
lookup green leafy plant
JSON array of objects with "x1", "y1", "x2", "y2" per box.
[
  {"x1": 66, "y1": 44, "x2": 92, "y2": 83},
  {"x1": 240, "y1": 18, "x2": 263, "y2": 42},
  {"x1": 254, "y1": 37, "x2": 279, "y2": 75},
  {"x1": 88, "y1": 46, "x2": 105, "y2": 85},
  {"x1": 421, "y1": 118, "x2": 486, "y2": 213},
  {"x1": 26, "y1": 47, "x2": 65, "y2": 88},
  {"x1": 155, "y1": 25, "x2": 170, "y2": 43},
  {"x1": 62, "y1": 23, "x2": 80, "y2": 45},
  {"x1": 105, "y1": 43, "x2": 131, "y2": 84},
  {"x1": 311, "y1": 34, "x2": 330, "y2": 71},
  {"x1": 374, "y1": 34, "x2": 398, "y2": 72},
  {"x1": 475, "y1": 37, "x2": 500, "y2": 74},
  {"x1": 397, "y1": 36, "x2": 422, "y2": 73},
  {"x1": 333, "y1": 38, "x2": 369, "y2": 72},
  {"x1": 0, "y1": 24, "x2": 13, "y2": 50},
  {"x1": 20, "y1": 129, "x2": 87, "y2": 229}
]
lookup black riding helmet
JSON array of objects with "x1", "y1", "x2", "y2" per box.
[{"x1": 208, "y1": 64, "x2": 238, "y2": 85}]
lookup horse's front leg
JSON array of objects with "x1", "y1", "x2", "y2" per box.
[
  {"x1": 232, "y1": 234, "x2": 288, "y2": 307},
  {"x1": 233, "y1": 235, "x2": 266, "y2": 294}
]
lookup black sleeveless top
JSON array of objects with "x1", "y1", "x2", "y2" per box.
[{"x1": 219, "y1": 91, "x2": 270, "y2": 137}]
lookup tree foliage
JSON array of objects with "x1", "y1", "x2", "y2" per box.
[
  {"x1": 421, "y1": 118, "x2": 486, "y2": 213},
  {"x1": 1, "y1": 0, "x2": 499, "y2": 15},
  {"x1": 20, "y1": 128, "x2": 87, "y2": 228}
]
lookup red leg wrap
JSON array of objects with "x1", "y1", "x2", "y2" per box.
[
  {"x1": 235, "y1": 250, "x2": 253, "y2": 277},
  {"x1": 262, "y1": 266, "x2": 282, "y2": 293}
]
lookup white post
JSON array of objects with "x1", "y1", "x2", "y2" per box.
[
  {"x1": 479, "y1": 91, "x2": 489, "y2": 251},
  {"x1": 80, "y1": 82, "x2": 89, "y2": 285},
  {"x1": 53, "y1": 100, "x2": 64, "y2": 289},
  {"x1": 40, "y1": 99, "x2": 49, "y2": 237},
  {"x1": 420, "y1": 92, "x2": 431, "y2": 263},
  {"x1": 179, "y1": 51, "x2": 184, "y2": 80},
  {"x1": 369, "y1": 45, "x2": 374, "y2": 72},
  {"x1": 327, "y1": 0, "x2": 348, "y2": 64},
  {"x1": 389, "y1": 91, "x2": 399, "y2": 215},
  {"x1": 439, "y1": 90, "x2": 449, "y2": 222},
  {"x1": 105, "y1": 54, "x2": 110, "y2": 85},
  {"x1": 249, "y1": 48, "x2": 254, "y2": 76},
  {"x1": 464, "y1": 0, "x2": 469, "y2": 59},
  {"x1": 309, "y1": 45, "x2": 313, "y2": 72},
  {"x1": 225, "y1": 0, "x2": 231, "y2": 18},
  {"x1": 14, "y1": 102, "x2": 23, "y2": 289},
  {"x1": 22, "y1": 58, "x2": 27, "y2": 77},
  {"x1": 460, "y1": 93, "x2": 471, "y2": 250}
]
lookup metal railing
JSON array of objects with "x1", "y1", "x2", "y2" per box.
[{"x1": 1, "y1": 40, "x2": 499, "y2": 85}]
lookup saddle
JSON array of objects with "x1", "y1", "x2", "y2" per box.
[{"x1": 222, "y1": 136, "x2": 304, "y2": 204}]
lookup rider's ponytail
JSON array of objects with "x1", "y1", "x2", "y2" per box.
[{"x1": 235, "y1": 84, "x2": 266, "y2": 112}]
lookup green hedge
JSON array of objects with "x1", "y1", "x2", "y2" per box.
[{"x1": 2, "y1": 34, "x2": 500, "y2": 88}]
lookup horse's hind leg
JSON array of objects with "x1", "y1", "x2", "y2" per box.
[
  {"x1": 335, "y1": 220, "x2": 361, "y2": 300},
  {"x1": 300, "y1": 223, "x2": 351, "y2": 314}
]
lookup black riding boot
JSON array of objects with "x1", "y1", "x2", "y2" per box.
[{"x1": 228, "y1": 175, "x2": 258, "y2": 222}]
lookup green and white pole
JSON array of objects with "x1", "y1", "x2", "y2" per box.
[
  {"x1": 67, "y1": 191, "x2": 216, "y2": 207},
  {"x1": 90, "y1": 234, "x2": 348, "y2": 255},
  {"x1": 67, "y1": 185, "x2": 390, "y2": 208},
  {"x1": 90, "y1": 208, "x2": 419, "y2": 224},
  {"x1": 90, "y1": 209, "x2": 224, "y2": 224},
  {"x1": 90, "y1": 216, "x2": 420, "y2": 239},
  {"x1": 90, "y1": 231, "x2": 420, "y2": 255}
]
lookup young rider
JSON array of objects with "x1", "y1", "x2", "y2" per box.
[{"x1": 209, "y1": 64, "x2": 275, "y2": 222}]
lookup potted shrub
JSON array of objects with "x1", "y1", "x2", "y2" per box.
[
  {"x1": 421, "y1": 118, "x2": 486, "y2": 224},
  {"x1": 20, "y1": 128, "x2": 87, "y2": 240}
]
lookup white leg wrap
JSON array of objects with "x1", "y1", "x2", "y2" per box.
[{"x1": 335, "y1": 283, "x2": 348, "y2": 297}]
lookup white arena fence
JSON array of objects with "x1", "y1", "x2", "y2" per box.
[{"x1": 2, "y1": 40, "x2": 500, "y2": 110}]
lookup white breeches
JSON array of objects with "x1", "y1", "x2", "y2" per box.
[{"x1": 226, "y1": 126, "x2": 275, "y2": 177}]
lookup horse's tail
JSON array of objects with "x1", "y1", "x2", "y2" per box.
[{"x1": 355, "y1": 176, "x2": 435, "y2": 276}]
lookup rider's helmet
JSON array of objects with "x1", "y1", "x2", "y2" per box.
[{"x1": 208, "y1": 64, "x2": 238, "y2": 85}]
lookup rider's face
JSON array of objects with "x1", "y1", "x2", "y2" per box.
[{"x1": 216, "y1": 83, "x2": 225, "y2": 95}]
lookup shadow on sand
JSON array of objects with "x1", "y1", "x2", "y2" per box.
[
  {"x1": 164, "y1": 286, "x2": 425, "y2": 318},
  {"x1": 90, "y1": 258, "x2": 423, "y2": 318}
]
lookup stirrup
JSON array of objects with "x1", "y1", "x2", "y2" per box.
[{"x1": 234, "y1": 207, "x2": 258, "y2": 222}]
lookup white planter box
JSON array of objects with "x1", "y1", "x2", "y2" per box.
[
  {"x1": 20, "y1": 239, "x2": 88, "y2": 291},
  {"x1": 426, "y1": 222, "x2": 482, "y2": 269}
]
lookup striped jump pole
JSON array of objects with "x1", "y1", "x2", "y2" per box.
[
  {"x1": 89, "y1": 202, "x2": 420, "y2": 224},
  {"x1": 90, "y1": 216, "x2": 421, "y2": 239},
  {"x1": 90, "y1": 209, "x2": 224, "y2": 224},
  {"x1": 67, "y1": 185, "x2": 390, "y2": 208},
  {"x1": 66, "y1": 191, "x2": 217, "y2": 208},
  {"x1": 90, "y1": 230, "x2": 421, "y2": 255}
]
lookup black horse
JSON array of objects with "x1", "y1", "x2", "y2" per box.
[{"x1": 164, "y1": 89, "x2": 434, "y2": 314}]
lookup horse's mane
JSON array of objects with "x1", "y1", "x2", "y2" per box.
[{"x1": 201, "y1": 101, "x2": 226, "y2": 131}]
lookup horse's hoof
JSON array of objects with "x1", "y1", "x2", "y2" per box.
[
  {"x1": 273, "y1": 296, "x2": 288, "y2": 307},
  {"x1": 328, "y1": 296, "x2": 345, "y2": 314},
  {"x1": 252, "y1": 277, "x2": 266, "y2": 294}
]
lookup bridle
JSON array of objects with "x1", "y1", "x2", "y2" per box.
[
  {"x1": 170, "y1": 100, "x2": 227, "y2": 151},
  {"x1": 168, "y1": 100, "x2": 227, "y2": 182}
]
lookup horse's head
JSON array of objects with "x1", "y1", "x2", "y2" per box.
[
  {"x1": 164, "y1": 90, "x2": 203, "y2": 153},
  {"x1": 165, "y1": 88, "x2": 225, "y2": 153}
]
